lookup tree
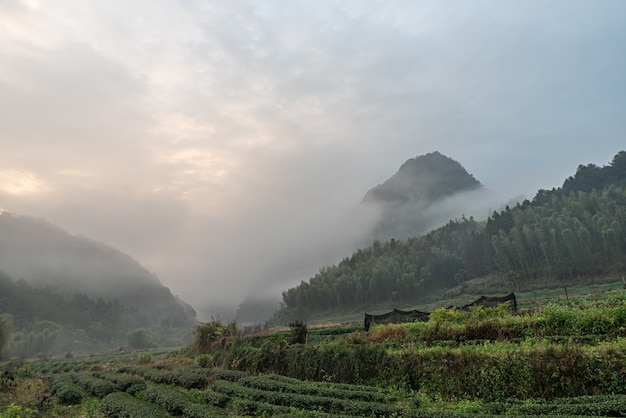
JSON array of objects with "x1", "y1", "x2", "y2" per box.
[
  {"x1": 0, "y1": 314, "x2": 13, "y2": 360},
  {"x1": 354, "y1": 282, "x2": 364, "y2": 306},
  {"x1": 288, "y1": 320, "x2": 307, "y2": 344},
  {"x1": 127, "y1": 329, "x2": 153, "y2": 350}
]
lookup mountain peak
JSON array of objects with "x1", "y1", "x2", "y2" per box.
[
  {"x1": 362, "y1": 152, "x2": 483, "y2": 240},
  {"x1": 364, "y1": 152, "x2": 482, "y2": 204}
]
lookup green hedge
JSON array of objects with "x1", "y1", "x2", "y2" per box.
[
  {"x1": 206, "y1": 368, "x2": 247, "y2": 382},
  {"x1": 188, "y1": 388, "x2": 231, "y2": 408},
  {"x1": 181, "y1": 401, "x2": 229, "y2": 418},
  {"x1": 117, "y1": 365, "x2": 207, "y2": 389},
  {"x1": 92, "y1": 371, "x2": 147, "y2": 393},
  {"x1": 145, "y1": 384, "x2": 231, "y2": 417},
  {"x1": 49, "y1": 374, "x2": 88, "y2": 405},
  {"x1": 210, "y1": 379, "x2": 406, "y2": 416},
  {"x1": 72, "y1": 373, "x2": 117, "y2": 398},
  {"x1": 145, "y1": 385, "x2": 202, "y2": 416},
  {"x1": 238, "y1": 375, "x2": 396, "y2": 403},
  {"x1": 229, "y1": 398, "x2": 354, "y2": 417},
  {"x1": 101, "y1": 392, "x2": 170, "y2": 418},
  {"x1": 226, "y1": 338, "x2": 626, "y2": 401},
  {"x1": 484, "y1": 394, "x2": 626, "y2": 416}
]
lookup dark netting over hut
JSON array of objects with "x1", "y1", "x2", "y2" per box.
[
  {"x1": 458, "y1": 292, "x2": 517, "y2": 312},
  {"x1": 364, "y1": 309, "x2": 430, "y2": 331},
  {"x1": 364, "y1": 293, "x2": 516, "y2": 331}
]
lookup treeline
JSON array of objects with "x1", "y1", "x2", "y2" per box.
[
  {"x1": 270, "y1": 151, "x2": 626, "y2": 323},
  {"x1": 0, "y1": 271, "x2": 130, "y2": 331},
  {"x1": 0, "y1": 270, "x2": 192, "y2": 358}
]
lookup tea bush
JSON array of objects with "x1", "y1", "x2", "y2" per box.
[
  {"x1": 100, "y1": 392, "x2": 170, "y2": 418},
  {"x1": 188, "y1": 388, "x2": 231, "y2": 408},
  {"x1": 49, "y1": 374, "x2": 87, "y2": 405},
  {"x1": 145, "y1": 384, "x2": 200, "y2": 415},
  {"x1": 72, "y1": 373, "x2": 117, "y2": 398},
  {"x1": 238, "y1": 375, "x2": 396, "y2": 403},
  {"x1": 91, "y1": 371, "x2": 146, "y2": 393},
  {"x1": 206, "y1": 368, "x2": 247, "y2": 382}
]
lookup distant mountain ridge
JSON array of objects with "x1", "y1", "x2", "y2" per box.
[
  {"x1": 363, "y1": 151, "x2": 484, "y2": 240},
  {"x1": 237, "y1": 152, "x2": 486, "y2": 324},
  {"x1": 269, "y1": 150, "x2": 626, "y2": 326},
  {"x1": 0, "y1": 212, "x2": 195, "y2": 326}
]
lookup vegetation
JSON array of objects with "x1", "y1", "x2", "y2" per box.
[
  {"x1": 289, "y1": 320, "x2": 308, "y2": 344},
  {"x1": 0, "y1": 271, "x2": 194, "y2": 357},
  {"x1": 3, "y1": 292, "x2": 626, "y2": 416},
  {"x1": 0, "y1": 211, "x2": 197, "y2": 357},
  {"x1": 0, "y1": 315, "x2": 12, "y2": 361},
  {"x1": 2, "y1": 152, "x2": 626, "y2": 415},
  {"x1": 271, "y1": 151, "x2": 626, "y2": 324},
  {"x1": 199, "y1": 293, "x2": 626, "y2": 406}
]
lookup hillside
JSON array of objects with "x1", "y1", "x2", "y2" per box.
[
  {"x1": 269, "y1": 150, "x2": 626, "y2": 324},
  {"x1": 363, "y1": 151, "x2": 484, "y2": 240},
  {"x1": 0, "y1": 212, "x2": 196, "y2": 354}
]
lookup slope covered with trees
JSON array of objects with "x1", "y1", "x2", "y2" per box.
[
  {"x1": 270, "y1": 151, "x2": 626, "y2": 323},
  {"x1": 0, "y1": 213, "x2": 198, "y2": 357},
  {"x1": 0, "y1": 212, "x2": 195, "y2": 327},
  {"x1": 0, "y1": 269, "x2": 196, "y2": 358}
]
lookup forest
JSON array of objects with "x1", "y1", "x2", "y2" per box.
[
  {"x1": 271, "y1": 151, "x2": 626, "y2": 323},
  {"x1": 0, "y1": 271, "x2": 193, "y2": 359}
]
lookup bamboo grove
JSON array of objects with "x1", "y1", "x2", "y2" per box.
[{"x1": 271, "y1": 151, "x2": 626, "y2": 323}]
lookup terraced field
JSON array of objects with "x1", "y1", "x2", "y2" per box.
[
  {"x1": 3, "y1": 290, "x2": 626, "y2": 416},
  {"x1": 1, "y1": 347, "x2": 626, "y2": 417}
]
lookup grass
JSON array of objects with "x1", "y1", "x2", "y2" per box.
[{"x1": 3, "y1": 277, "x2": 626, "y2": 416}]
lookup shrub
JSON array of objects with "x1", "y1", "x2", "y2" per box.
[
  {"x1": 137, "y1": 352, "x2": 152, "y2": 364},
  {"x1": 101, "y1": 392, "x2": 170, "y2": 418},
  {"x1": 189, "y1": 388, "x2": 231, "y2": 408},
  {"x1": 14, "y1": 377, "x2": 48, "y2": 408},
  {"x1": 92, "y1": 371, "x2": 147, "y2": 393},
  {"x1": 72, "y1": 373, "x2": 117, "y2": 398},
  {"x1": 127, "y1": 329, "x2": 154, "y2": 350},
  {"x1": 50, "y1": 374, "x2": 88, "y2": 405},
  {"x1": 230, "y1": 398, "x2": 292, "y2": 417},
  {"x1": 145, "y1": 385, "x2": 196, "y2": 416},
  {"x1": 177, "y1": 371, "x2": 207, "y2": 390},
  {"x1": 207, "y1": 369, "x2": 247, "y2": 382},
  {"x1": 195, "y1": 354, "x2": 214, "y2": 368},
  {"x1": 182, "y1": 402, "x2": 229, "y2": 418},
  {"x1": 541, "y1": 304, "x2": 580, "y2": 335},
  {"x1": 193, "y1": 320, "x2": 232, "y2": 353},
  {"x1": 368, "y1": 324, "x2": 406, "y2": 343},
  {"x1": 0, "y1": 403, "x2": 36, "y2": 418},
  {"x1": 289, "y1": 320, "x2": 308, "y2": 344},
  {"x1": 238, "y1": 375, "x2": 396, "y2": 403}
]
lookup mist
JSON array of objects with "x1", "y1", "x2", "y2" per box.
[{"x1": 1, "y1": 1, "x2": 625, "y2": 322}]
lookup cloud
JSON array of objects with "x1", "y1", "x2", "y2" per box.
[
  {"x1": 0, "y1": 169, "x2": 50, "y2": 195},
  {"x1": 1, "y1": 0, "x2": 625, "y2": 319}
]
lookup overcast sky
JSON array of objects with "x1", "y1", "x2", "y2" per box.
[{"x1": 1, "y1": 0, "x2": 625, "y2": 318}]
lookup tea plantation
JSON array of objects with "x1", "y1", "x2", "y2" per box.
[{"x1": 3, "y1": 290, "x2": 626, "y2": 416}]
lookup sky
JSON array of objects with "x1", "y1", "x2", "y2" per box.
[{"x1": 1, "y1": 0, "x2": 625, "y2": 319}]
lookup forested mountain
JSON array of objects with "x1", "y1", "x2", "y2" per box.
[
  {"x1": 363, "y1": 151, "x2": 484, "y2": 240},
  {"x1": 0, "y1": 271, "x2": 137, "y2": 357},
  {"x1": 270, "y1": 151, "x2": 626, "y2": 324},
  {"x1": 236, "y1": 152, "x2": 484, "y2": 323},
  {"x1": 0, "y1": 212, "x2": 194, "y2": 326},
  {"x1": 0, "y1": 213, "x2": 196, "y2": 357}
]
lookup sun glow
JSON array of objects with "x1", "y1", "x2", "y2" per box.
[{"x1": 0, "y1": 169, "x2": 49, "y2": 195}]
